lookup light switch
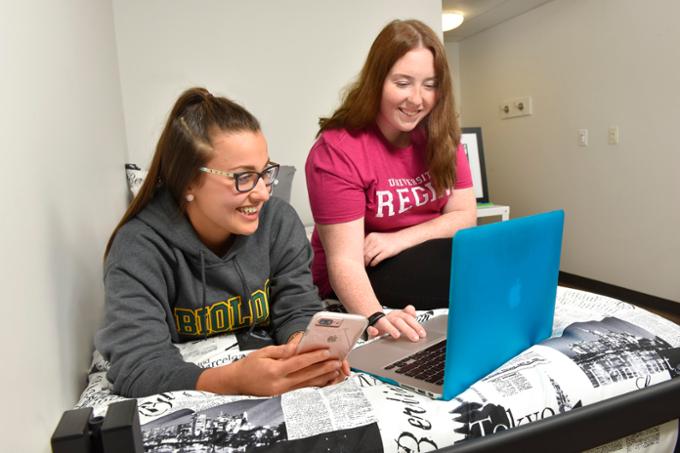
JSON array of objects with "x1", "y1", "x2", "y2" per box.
[
  {"x1": 578, "y1": 129, "x2": 588, "y2": 147},
  {"x1": 608, "y1": 126, "x2": 619, "y2": 145}
]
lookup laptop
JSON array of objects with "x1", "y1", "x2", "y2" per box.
[{"x1": 349, "y1": 210, "x2": 564, "y2": 400}]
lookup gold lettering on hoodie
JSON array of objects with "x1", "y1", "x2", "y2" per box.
[{"x1": 173, "y1": 280, "x2": 270, "y2": 337}]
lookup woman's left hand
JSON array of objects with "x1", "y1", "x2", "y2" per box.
[
  {"x1": 288, "y1": 331, "x2": 351, "y2": 385},
  {"x1": 363, "y1": 231, "x2": 407, "y2": 267},
  {"x1": 329, "y1": 359, "x2": 351, "y2": 385}
]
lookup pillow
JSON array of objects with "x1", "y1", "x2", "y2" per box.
[
  {"x1": 124, "y1": 163, "x2": 296, "y2": 203},
  {"x1": 125, "y1": 163, "x2": 148, "y2": 198},
  {"x1": 272, "y1": 165, "x2": 296, "y2": 203}
]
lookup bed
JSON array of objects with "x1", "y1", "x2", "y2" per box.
[
  {"x1": 66, "y1": 286, "x2": 680, "y2": 453},
  {"x1": 56, "y1": 166, "x2": 678, "y2": 451}
]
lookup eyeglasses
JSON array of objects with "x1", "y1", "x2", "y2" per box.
[{"x1": 199, "y1": 162, "x2": 280, "y2": 193}]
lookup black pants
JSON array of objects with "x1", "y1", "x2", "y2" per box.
[{"x1": 366, "y1": 238, "x2": 452, "y2": 310}]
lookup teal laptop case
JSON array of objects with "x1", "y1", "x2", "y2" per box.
[{"x1": 442, "y1": 210, "x2": 564, "y2": 400}]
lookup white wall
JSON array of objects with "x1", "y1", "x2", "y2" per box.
[
  {"x1": 455, "y1": 0, "x2": 680, "y2": 301},
  {"x1": 0, "y1": 1, "x2": 128, "y2": 451},
  {"x1": 445, "y1": 41, "x2": 462, "y2": 118},
  {"x1": 112, "y1": 0, "x2": 443, "y2": 225}
]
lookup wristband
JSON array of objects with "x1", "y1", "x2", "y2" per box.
[{"x1": 367, "y1": 311, "x2": 386, "y2": 327}]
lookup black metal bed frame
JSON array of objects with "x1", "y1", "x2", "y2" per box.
[
  {"x1": 52, "y1": 376, "x2": 680, "y2": 453},
  {"x1": 439, "y1": 377, "x2": 680, "y2": 452}
]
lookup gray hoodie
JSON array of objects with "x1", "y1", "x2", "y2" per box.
[{"x1": 95, "y1": 189, "x2": 322, "y2": 397}]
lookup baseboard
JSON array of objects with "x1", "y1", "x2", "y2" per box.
[{"x1": 558, "y1": 272, "x2": 680, "y2": 315}]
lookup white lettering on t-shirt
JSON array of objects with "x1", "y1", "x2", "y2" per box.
[
  {"x1": 424, "y1": 182, "x2": 437, "y2": 200},
  {"x1": 375, "y1": 183, "x2": 448, "y2": 218},
  {"x1": 412, "y1": 186, "x2": 429, "y2": 206},
  {"x1": 376, "y1": 173, "x2": 445, "y2": 218},
  {"x1": 376, "y1": 191, "x2": 395, "y2": 218},
  {"x1": 387, "y1": 171, "x2": 431, "y2": 188},
  {"x1": 396, "y1": 188, "x2": 412, "y2": 214}
]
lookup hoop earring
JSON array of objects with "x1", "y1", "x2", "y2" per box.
[{"x1": 185, "y1": 194, "x2": 195, "y2": 202}]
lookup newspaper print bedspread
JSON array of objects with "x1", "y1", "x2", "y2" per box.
[{"x1": 76, "y1": 287, "x2": 680, "y2": 452}]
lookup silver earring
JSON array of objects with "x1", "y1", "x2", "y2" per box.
[{"x1": 186, "y1": 194, "x2": 194, "y2": 202}]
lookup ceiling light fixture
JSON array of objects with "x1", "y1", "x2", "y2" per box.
[{"x1": 442, "y1": 12, "x2": 464, "y2": 32}]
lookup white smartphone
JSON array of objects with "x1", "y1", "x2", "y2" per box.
[{"x1": 295, "y1": 311, "x2": 368, "y2": 360}]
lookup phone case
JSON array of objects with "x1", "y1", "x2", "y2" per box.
[{"x1": 296, "y1": 312, "x2": 368, "y2": 359}]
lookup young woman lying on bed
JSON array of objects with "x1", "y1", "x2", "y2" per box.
[{"x1": 95, "y1": 87, "x2": 349, "y2": 398}]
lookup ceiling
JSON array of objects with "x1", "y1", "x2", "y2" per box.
[{"x1": 442, "y1": 0, "x2": 554, "y2": 42}]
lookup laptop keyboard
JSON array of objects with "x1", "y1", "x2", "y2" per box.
[{"x1": 384, "y1": 340, "x2": 447, "y2": 385}]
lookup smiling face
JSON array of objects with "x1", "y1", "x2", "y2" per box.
[
  {"x1": 376, "y1": 46, "x2": 438, "y2": 147},
  {"x1": 184, "y1": 130, "x2": 270, "y2": 254}
]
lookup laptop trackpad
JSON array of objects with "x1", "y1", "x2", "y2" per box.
[{"x1": 350, "y1": 315, "x2": 448, "y2": 367}]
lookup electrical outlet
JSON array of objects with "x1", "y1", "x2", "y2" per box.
[
  {"x1": 499, "y1": 102, "x2": 512, "y2": 119},
  {"x1": 500, "y1": 96, "x2": 533, "y2": 119},
  {"x1": 513, "y1": 96, "x2": 532, "y2": 116}
]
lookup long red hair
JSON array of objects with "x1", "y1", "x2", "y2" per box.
[{"x1": 318, "y1": 19, "x2": 459, "y2": 195}]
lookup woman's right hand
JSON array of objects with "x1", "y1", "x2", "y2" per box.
[
  {"x1": 366, "y1": 305, "x2": 426, "y2": 342},
  {"x1": 315, "y1": 222, "x2": 426, "y2": 343},
  {"x1": 198, "y1": 341, "x2": 343, "y2": 396}
]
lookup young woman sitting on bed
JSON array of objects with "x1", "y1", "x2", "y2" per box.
[
  {"x1": 96, "y1": 87, "x2": 348, "y2": 398},
  {"x1": 305, "y1": 19, "x2": 477, "y2": 343}
]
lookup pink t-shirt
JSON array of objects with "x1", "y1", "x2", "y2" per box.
[{"x1": 305, "y1": 125, "x2": 473, "y2": 297}]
